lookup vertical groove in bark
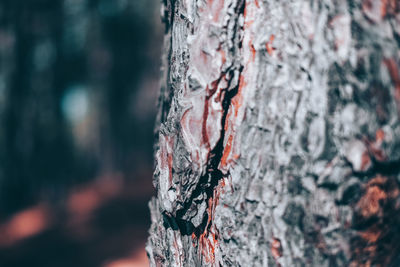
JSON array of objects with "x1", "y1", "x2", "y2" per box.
[{"x1": 147, "y1": 0, "x2": 400, "y2": 266}]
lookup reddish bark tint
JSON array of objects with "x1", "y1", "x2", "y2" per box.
[
  {"x1": 149, "y1": 0, "x2": 400, "y2": 265},
  {"x1": 351, "y1": 176, "x2": 400, "y2": 267},
  {"x1": 265, "y1": 35, "x2": 275, "y2": 56},
  {"x1": 349, "y1": 127, "x2": 400, "y2": 265},
  {"x1": 271, "y1": 237, "x2": 283, "y2": 262},
  {"x1": 193, "y1": 179, "x2": 228, "y2": 263},
  {"x1": 362, "y1": 0, "x2": 400, "y2": 23}
]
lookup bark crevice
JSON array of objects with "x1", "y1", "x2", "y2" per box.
[
  {"x1": 161, "y1": 0, "x2": 246, "y2": 240},
  {"x1": 162, "y1": 66, "x2": 244, "y2": 237}
]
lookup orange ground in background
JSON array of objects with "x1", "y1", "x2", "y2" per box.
[{"x1": 0, "y1": 172, "x2": 154, "y2": 267}]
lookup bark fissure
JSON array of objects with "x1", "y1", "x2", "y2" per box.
[
  {"x1": 162, "y1": 66, "x2": 244, "y2": 237},
  {"x1": 161, "y1": 0, "x2": 247, "y2": 241}
]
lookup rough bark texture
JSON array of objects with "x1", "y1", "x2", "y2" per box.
[{"x1": 147, "y1": 0, "x2": 400, "y2": 266}]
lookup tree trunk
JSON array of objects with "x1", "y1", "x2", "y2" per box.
[{"x1": 147, "y1": 0, "x2": 400, "y2": 266}]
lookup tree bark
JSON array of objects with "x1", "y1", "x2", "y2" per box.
[{"x1": 147, "y1": 0, "x2": 400, "y2": 266}]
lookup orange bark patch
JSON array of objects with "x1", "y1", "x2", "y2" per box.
[
  {"x1": 250, "y1": 42, "x2": 256, "y2": 61},
  {"x1": 271, "y1": 238, "x2": 283, "y2": 260},
  {"x1": 232, "y1": 75, "x2": 246, "y2": 117},
  {"x1": 220, "y1": 135, "x2": 233, "y2": 167},
  {"x1": 375, "y1": 129, "x2": 384, "y2": 144},
  {"x1": 359, "y1": 225, "x2": 381, "y2": 243},
  {"x1": 381, "y1": 0, "x2": 388, "y2": 17},
  {"x1": 364, "y1": 131, "x2": 387, "y2": 162},
  {"x1": 220, "y1": 50, "x2": 226, "y2": 65},
  {"x1": 224, "y1": 108, "x2": 232, "y2": 132},
  {"x1": 368, "y1": 142, "x2": 386, "y2": 162},
  {"x1": 351, "y1": 176, "x2": 400, "y2": 266},
  {"x1": 382, "y1": 0, "x2": 400, "y2": 17},
  {"x1": 195, "y1": 179, "x2": 227, "y2": 264},
  {"x1": 357, "y1": 183, "x2": 387, "y2": 218},
  {"x1": 219, "y1": 74, "x2": 245, "y2": 169},
  {"x1": 361, "y1": 151, "x2": 372, "y2": 171},
  {"x1": 265, "y1": 35, "x2": 275, "y2": 55}
]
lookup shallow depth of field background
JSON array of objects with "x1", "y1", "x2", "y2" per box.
[{"x1": 0, "y1": 0, "x2": 162, "y2": 266}]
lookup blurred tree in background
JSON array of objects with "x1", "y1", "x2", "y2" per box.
[{"x1": 0, "y1": 0, "x2": 161, "y2": 217}]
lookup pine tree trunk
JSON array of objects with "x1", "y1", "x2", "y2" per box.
[{"x1": 147, "y1": 0, "x2": 400, "y2": 266}]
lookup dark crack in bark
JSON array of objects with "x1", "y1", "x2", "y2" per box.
[
  {"x1": 161, "y1": 0, "x2": 246, "y2": 239},
  {"x1": 162, "y1": 66, "x2": 243, "y2": 237}
]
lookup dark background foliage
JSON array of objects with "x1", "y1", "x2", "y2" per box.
[{"x1": 0, "y1": 0, "x2": 162, "y2": 266}]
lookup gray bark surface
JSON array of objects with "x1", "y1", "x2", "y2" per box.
[{"x1": 147, "y1": 0, "x2": 400, "y2": 266}]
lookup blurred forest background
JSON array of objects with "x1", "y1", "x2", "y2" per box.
[{"x1": 0, "y1": 0, "x2": 162, "y2": 266}]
